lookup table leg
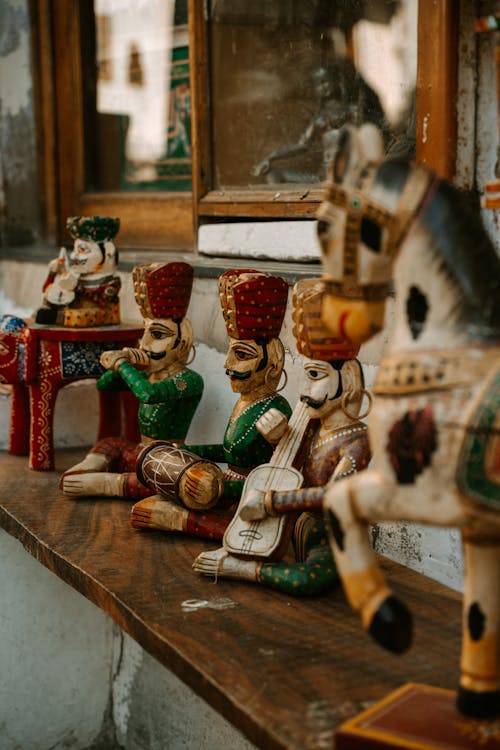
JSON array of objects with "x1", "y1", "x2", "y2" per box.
[
  {"x1": 9, "y1": 384, "x2": 30, "y2": 456},
  {"x1": 29, "y1": 380, "x2": 59, "y2": 470}
]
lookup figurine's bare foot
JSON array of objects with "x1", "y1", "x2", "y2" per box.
[
  {"x1": 193, "y1": 548, "x2": 259, "y2": 582},
  {"x1": 131, "y1": 497, "x2": 189, "y2": 531},
  {"x1": 61, "y1": 472, "x2": 122, "y2": 497},
  {"x1": 62, "y1": 452, "x2": 109, "y2": 478}
]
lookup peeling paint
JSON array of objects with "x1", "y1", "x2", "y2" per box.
[
  {"x1": 421, "y1": 113, "x2": 430, "y2": 144},
  {"x1": 0, "y1": 0, "x2": 38, "y2": 246},
  {"x1": 0, "y1": 28, "x2": 31, "y2": 115},
  {"x1": 0, "y1": 0, "x2": 27, "y2": 58},
  {"x1": 112, "y1": 631, "x2": 144, "y2": 745}
]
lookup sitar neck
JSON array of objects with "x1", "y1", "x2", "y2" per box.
[{"x1": 269, "y1": 401, "x2": 309, "y2": 469}]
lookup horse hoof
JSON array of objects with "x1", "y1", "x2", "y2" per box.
[
  {"x1": 457, "y1": 686, "x2": 500, "y2": 718},
  {"x1": 368, "y1": 595, "x2": 412, "y2": 654}
]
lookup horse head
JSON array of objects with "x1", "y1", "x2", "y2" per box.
[{"x1": 318, "y1": 125, "x2": 500, "y2": 349}]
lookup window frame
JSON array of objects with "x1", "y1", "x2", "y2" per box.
[
  {"x1": 37, "y1": 0, "x2": 194, "y2": 250},
  {"x1": 190, "y1": 0, "x2": 458, "y2": 221},
  {"x1": 34, "y1": 0, "x2": 458, "y2": 249}
]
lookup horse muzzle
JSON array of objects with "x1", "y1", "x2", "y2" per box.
[{"x1": 321, "y1": 294, "x2": 386, "y2": 346}]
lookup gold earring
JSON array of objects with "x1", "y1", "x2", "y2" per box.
[
  {"x1": 185, "y1": 344, "x2": 196, "y2": 366},
  {"x1": 276, "y1": 368, "x2": 288, "y2": 393},
  {"x1": 264, "y1": 367, "x2": 288, "y2": 393},
  {"x1": 341, "y1": 388, "x2": 372, "y2": 420}
]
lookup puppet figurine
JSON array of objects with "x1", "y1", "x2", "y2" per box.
[
  {"x1": 35, "y1": 216, "x2": 121, "y2": 327},
  {"x1": 193, "y1": 278, "x2": 371, "y2": 595},
  {"x1": 131, "y1": 268, "x2": 293, "y2": 536},
  {"x1": 317, "y1": 124, "x2": 500, "y2": 718},
  {"x1": 61, "y1": 262, "x2": 204, "y2": 499}
]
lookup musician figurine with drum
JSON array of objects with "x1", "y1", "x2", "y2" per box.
[
  {"x1": 35, "y1": 216, "x2": 122, "y2": 327},
  {"x1": 194, "y1": 277, "x2": 371, "y2": 595},
  {"x1": 131, "y1": 268, "x2": 293, "y2": 537},
  {"x1": 61, "y1": 261, "x2": 205, "y2": 500}
]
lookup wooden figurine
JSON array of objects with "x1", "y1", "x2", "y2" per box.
[
  {"x1": 193, "y1": 278, "x2": 371, "y2": 595},
  {"x1": 131, "y1": 268, "x2": 293, "y2": 537},
  {"x1": 61, "y1": 262, "x2": 204, "y2": 498},
  {"x1": 35, "y1": 216, "x2": 121, "y2": 327},
  {"x1": 318, "y1": 124, "x2": 500, "y2": 717}
]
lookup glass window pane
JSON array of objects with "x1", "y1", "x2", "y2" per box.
[
  {"x1": 209, "y1": 0, "x2": 417, "y2": 191},
  {"x1": 85, "y1": 0, "x2": 191, "y2": 192}
]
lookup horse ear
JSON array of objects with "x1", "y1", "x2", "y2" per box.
[
  {"x1": 358, "y1": 123, "x2": 384, "y2": 166},
  {"x1": 326, "y1": 123, "x2": 384, "y2": 186},
  {"x1": 327, "y1": 126, "x2": 352, "y2": 185}
]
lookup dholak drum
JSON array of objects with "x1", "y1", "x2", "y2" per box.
[{"x1": 136, "y1": 441, "x2": 224, "y2": 511}]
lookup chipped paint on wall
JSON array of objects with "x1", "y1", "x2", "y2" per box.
[
  {"x1": 0, "y1": 30, "x2": 31, "y2": 116},
  {"x1": 0, "y1": 0, "x2": 38, "y2": 246}
]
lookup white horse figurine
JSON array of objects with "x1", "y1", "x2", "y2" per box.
[{"x1": 318, "y1": 124, "x2": 500, "y2": 718}]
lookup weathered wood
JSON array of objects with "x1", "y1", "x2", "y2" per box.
[
  {"x1": 0, "y1": 448, "x2": 462, "y2": 750},
  {"x1": 416, "y1": 0, "x2": 458, "y2": 178}
]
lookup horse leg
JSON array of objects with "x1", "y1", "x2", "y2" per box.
[
  {"x1": 457, "y1": 537, "x2": 500, "y2": 718},
  {"x1": 324, "y1": 470, "x2": 413, "y2": 654}
]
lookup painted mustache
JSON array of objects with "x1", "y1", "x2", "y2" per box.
[
  {"x1": 147, "y1": 351, "x2": 167, "y2": 360},
  {"x1": 300, "y1": 394, "x2": 327, "y2": 409},
  {"x1": 226, "y1": 369, "x2": 252, "y2": 380}
]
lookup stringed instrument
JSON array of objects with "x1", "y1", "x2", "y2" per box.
[{"x1": 223, "y1": 401, "x2": 312, "y2": 561}]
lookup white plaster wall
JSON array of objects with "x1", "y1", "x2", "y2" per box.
[
  {"x1": 115, "y1": 633, "x2": 257, "y2": 750},
  {"x1": 0, "y1": 529, "x2": 115, "y2": 749},
  {"x1": 0, "y1": 528, "x2": 257, "y2": 750}
]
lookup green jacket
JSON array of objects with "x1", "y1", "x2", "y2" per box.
[{"x1": 97, "y1": 362, "x2": 203, "y2": 441}]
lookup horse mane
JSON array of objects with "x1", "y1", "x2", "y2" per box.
[{"x1": 376, "y1": 161, "x2": 500, "y2": 340}]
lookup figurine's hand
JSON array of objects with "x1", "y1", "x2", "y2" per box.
[
  {"x1": 120, "y1": 347, "x2": 151, "y2": 368},
  {"x1": 256, "y1": 408, "x2": 288, "y2": 445},
  {"x1": 253, "y1": 158, "x2": 271, "y2": 177},
  {"x1": 239, "y1": 489, "x2": 267, "y2": 521},
  {"x1": 47, "y1": 246, "x2": 69, "y2": 274},
  {"x1": 48, "y1": 257, "x2": 64, "y2": 275},
  {"x1": 100, "y1": 349, "x2": 130, "y2": 370}
]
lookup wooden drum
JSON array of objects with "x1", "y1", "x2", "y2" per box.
[{"x1": 136, "y1": 442, "x2": 223, "y2": 511}]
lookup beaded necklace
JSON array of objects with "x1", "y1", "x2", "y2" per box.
[{"x1": 227, "y1": 394, "x2": 275, "y2": 449}]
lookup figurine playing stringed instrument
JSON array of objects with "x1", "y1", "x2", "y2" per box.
[
  {"x1": 193, "y1": 278, "x2": 371, "y2": 595},
  {"x1": 61, "y1": 262, "x2": 204, "y2": 499},
  {"x1": 35, "y1": 216, "x2": 122, "y2": 327},
  {"x1": 130, "y1": 268, "x2": 293, "y2": 538}
]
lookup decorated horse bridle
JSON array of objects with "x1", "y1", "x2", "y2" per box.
[{"x1": 318, "y1": 162, "x2": 439, "y2": 302}]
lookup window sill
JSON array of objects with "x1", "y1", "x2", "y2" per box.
[
  {"x1": 0, "y1": 449, "x2": 462, "y2": 750},
  {"x1": 0, "y1": 245, "x2": 322, "y2": 285}
]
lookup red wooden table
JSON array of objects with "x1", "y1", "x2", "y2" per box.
[{"x1": 1, "y1": 321, "x2": 143, "y2": 469}]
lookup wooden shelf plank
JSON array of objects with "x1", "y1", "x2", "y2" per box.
[{"x1": 0, "y1": 449, "x2": 462, "y2": 750}]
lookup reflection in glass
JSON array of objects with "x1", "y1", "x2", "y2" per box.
[
  {"x1": 210, "y1": 0, "x2": 417, "y2": 190},
  {"x1": 87, "y1": 0, "x2": 191, "y2": 192}
]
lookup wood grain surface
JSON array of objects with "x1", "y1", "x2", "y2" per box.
[{"x1": 0, "y1": 449, "x2": 462, "y2": 750}]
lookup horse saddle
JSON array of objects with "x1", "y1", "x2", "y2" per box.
[{"x1": 457, "y1": 366, "x2": 500, "y2": 508}]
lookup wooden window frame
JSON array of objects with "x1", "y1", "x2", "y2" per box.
[
  {"x1": 190, "y1": 0, "x2": 458, "y2": 220},
  {"x1": 33, "y1": 0, "x2": 457, "y2": 250},
  {"x1": 36, "y1": 0, "x2": 194, "y2": 250}
]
